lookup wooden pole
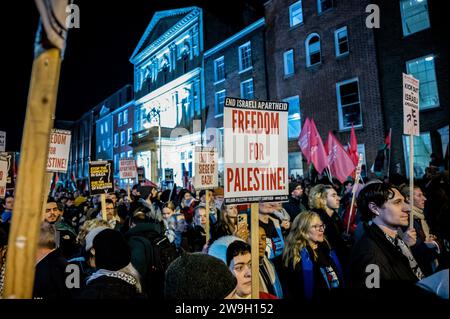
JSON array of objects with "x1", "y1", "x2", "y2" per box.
[
  {"x1": 4, "y1": 48, "x2": 61, "y2": 298},
  {"x1": 127, "y1": 179, "x2": 131, "y2": 202},
  {"x1": 205, "y1": 190, "x2": 210, "y2": 243},
  {"x1": 251, "y1": 203, "x2": 259, "y2": 299},
  {"x1": 101, "y1": 193, "x2": 108, "y2": 221},
  {"x1": 409, "y1": 134, "x2": 415, "y2": 227}
]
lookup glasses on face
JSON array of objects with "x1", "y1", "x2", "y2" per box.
[{"x1": 311, "y1": 223, "x2": 326, "y2": 231}]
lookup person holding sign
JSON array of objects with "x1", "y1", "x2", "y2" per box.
[
  {"x1": 259, "y1": 203, "x2": 284, "y2": 261},
  {"x1": 282, "y1": 211, "x2": 344, "y2": 302}
]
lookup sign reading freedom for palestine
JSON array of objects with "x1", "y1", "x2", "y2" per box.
[
  {"x1": 89, "y1": 160, "x2": 114, "y2": 195},
  {"x1": 47, "y1": 129, "x2": 71, "y2": 173},
  {"x1": 223, "y1": 97, "x2": 289, "y2": 204}
]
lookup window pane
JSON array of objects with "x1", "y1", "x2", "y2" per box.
[
  {"x1": 318, "y1": 0, "x2": 334, "y2": 13},
  {"x1": 400, "y1": 0, "x2": 430, "y2": 36},
  {"x1": 239, "y1": 43, "x2": 252, "y2": 71},
  {"x1": 407, "y1": 56, "x2": 439, "y2": 109},
  {"x1": 215, "y1": 90, "x2": 226, "y2": 115},
  {"x1": 404, "y1": 132, "x2": 432, "y2": 178},
  {"x1": 241, "y1": 80, "x2": 254, "y2": 99},
  {"x1": 336, "y1": 28, "x2": 349, "y2": 55},
  {"x1": 290, "y1": 1, "x2": 303, "y2": 27},
  {"x1": 338, "y1": 80, "x2": 362, "y2": 129},
  {"x1": 215, "y1": 57, "x2": 225, "y2": 82},
  {"x1": 308, "y1": 36, "x2": 321, "y2": 66},
  {"x1": 284, "y1": 50, "x2": 294, "y2": 76}
]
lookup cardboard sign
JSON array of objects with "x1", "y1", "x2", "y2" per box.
[
  {"x1": 403, "y1": 73, "x2": 420, "y2": 136},
  {"x1": 89, "y1": 160, "x2": 114, "y2": 195},
  {"x1": 223, "y1": 97, "x2": 289, "y2": 204},
  {"x1": 165, "y1": 168, "x2": 174, "y2": 182},
  {"x1": 119, "y1": 158, "x2": 137, "y2": 179},
  {"x1": 1, "y1": 152, "x2": 16, "y2": 189},
  {"x1": 0, "y1": 131, "x2": 5, "y2": 152},
  {"x1": 194, "y1": 147, "x2": 218, "y2": 190},
  {"x1": 47, "y1": 129, "x2": 71, "y2": 173},
  {"x1": 0, "y1": 159, "x2": 7, "y2": 198}
]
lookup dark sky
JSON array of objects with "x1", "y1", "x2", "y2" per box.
[{"x1": 1, "y1": 0, "x2": 263, "y2": 152}]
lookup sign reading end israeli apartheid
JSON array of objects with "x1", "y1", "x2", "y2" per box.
[
  {"x1": 119, "y1": 158, "x2": 137, "y2": 179},
  {"x1": 0, "y1": 159, "x2": 7, "y2": 198},
  {"x1": 89, "y1": 160, "x2": 114, "y2": 195},
  {"x1": 47, "y1": 129, "x2": 71, "y2": 173},
  {"x1": 223, "y1": 97, "x2": 289, "y2": 204},
  {"x1": 403, "y1": 73, "x2": 420, "y2": 136},
  {"x1": 194, "y1": 146, "x2": 218, "y2": 190}
]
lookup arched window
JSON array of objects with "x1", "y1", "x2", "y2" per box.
[{"x1": 305, "y1": 33, "x2": 321, "y2": 67}]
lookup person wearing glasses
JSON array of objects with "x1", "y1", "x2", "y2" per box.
[{"x1": 282, "y1": 211, "x2": 344, "y2": 302}]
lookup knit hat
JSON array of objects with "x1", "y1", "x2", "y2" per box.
[
  {"x1": 93, "y1": 229, "x2": 131, "y2": 271},
  {"x1": 208, "y1": 235, "x2": 244, "y2": 265},
  {"x1": 84, "y1": 226, "x2": 110, "y2": 252},
  {"x1": 165, "y1": 252, "x2": 237, "y2": 299}
]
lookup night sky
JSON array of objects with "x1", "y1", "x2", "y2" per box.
[{"x1": 1, "y1": 0, "x2": 264, "y2": 152}]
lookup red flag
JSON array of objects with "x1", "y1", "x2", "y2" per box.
[
  {"x1": 325, "y1": 132, "x2": 356, "y2": 183},
  {"x1": 349, "y1": 125, "x2": 359, "y2": 166},
  {"x1": 385, "y1": 129, "x2": 392, "y2": 150},
  {"x1": 298, "y1": 117, "x2": 312, "y2": 163},
  {"x1": 309, "y1": 119, "x2": 328, "y2": 174}
]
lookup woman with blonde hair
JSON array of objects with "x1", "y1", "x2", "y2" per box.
[{"x1": 282, "y1": 211, "x2": 344, "y2": 302}]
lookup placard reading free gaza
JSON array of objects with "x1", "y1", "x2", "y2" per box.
[
  {"x1": 89, "y1": 160, "x2": 114, "y2": 195},
  {"x1": 223, "y1": 97, "x2": 289, "y2": 204}
]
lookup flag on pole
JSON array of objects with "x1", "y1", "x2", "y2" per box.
[
  {"x1": 309, "y1": 119, "x2": 328, "y2": 174},
  {"x1": 298, "y1": 117, "x2": 312, "y2": 164},
  {"x1": 385, "y1": 129, "x2": 392, "y2": 150},
  {"x1": 34, "y1": 0, "x2": 70, "y2": 57},
  {"x1": 325, "y1": 132, "x2": 356, "y2": 183},
  {"x1": 349, "y1": 125, "x2": 359, "y2": 166}
]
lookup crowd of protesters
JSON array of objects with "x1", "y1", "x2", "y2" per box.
[{"x1": 0, "y1": 163, "x2": 448, "y2": 302}]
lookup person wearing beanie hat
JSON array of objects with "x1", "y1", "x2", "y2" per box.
[
  {"x1": 77, "y1": 229, "x2": 143, "y2": 299},
  {"x1": 165, "y1": 252, "x2": 237, "y2": 299}
]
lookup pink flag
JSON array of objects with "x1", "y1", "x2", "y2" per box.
[
  {"x1": 349, "y1": 125, "x2": 359, "y2": 166},
  {"x1": 326, "y1": 132, "x2": 356, "y2": 183},
  {"x1": 309, "y1": 119, "x2": 328, "y2": 174},
  {"x1": 298, "y1": 117, "x2": 312, "y2": 164}
]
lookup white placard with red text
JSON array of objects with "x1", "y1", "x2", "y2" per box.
[
  {"x1": 194, "y1": 146, "x2": 218, "y2": 190},
  {"x1": 47, "y1": 129, "x2": 71, "y2": 173},
  {"x1": 0, "y1": 159, "x2": 7, "y2": 198},
  {"x1": 223, "y1": 97, "x2": 289, "y2": 204},
  {"x1": 119, "y1": 158, "x2": 137, "y2": 179}
]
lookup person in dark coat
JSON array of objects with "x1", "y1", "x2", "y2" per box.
[
  {"x1": 33, "y1": 222, "x2": 70, "y2": 299},
  {"x1": 283, "y1": 182, "x2": 307, "y2": 221},
  {"x1": 78, "y1": 228, "x2": 143, "y2": 299},
  {"x1": 308, "y1": 184, "x2": 349, "y2": 265},
  {"x1": 45, "y1": 198, "x2": 79, "y2": 259},
  {"x1": 349, "y1": 182, "x2": 425, "y2": 301}
]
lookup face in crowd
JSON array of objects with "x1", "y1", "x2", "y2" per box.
[
  {"x1": 370, "y1": 188, "x2": 410, "y2": 228},
  {"x1": 3, "y1": 196, "x2": 14, "y2": 211},
  {"x1": 105, "y1": 202, "x2": 115, "y2": 221},
  {"x1": 162, "y1": 206, "x2": 174, "y2": 220},
  {"x1": 259, "y1": 202, "x2": 275, "y2": 215},
  {"x1": 307, "y1": 216, "x2": 326, "y2": 244},
  {"x1": 44, "y1": 202, "x2": 62, "y2": 224},
  {"x1": 413, "y1": 187, "x2": 427, "y2": 210},
  {"x1": 258, "y1": 227, "x2": 267, "y2": 259},
  {"x1": 225, "y1": 205, "x2": 238, "y2": 219},
  {"x1": 325, "y1": 188, "x2": 341, "y2": 210},
  {"x1": 194, "y1": 207, "x2": 207, "y2": 227},
  {"x1": 229, "y1": 251, "x2": 252, "y2": 298},
  {"x1": 291, "y1": 185, "x2": 303, "y2": 198}
]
